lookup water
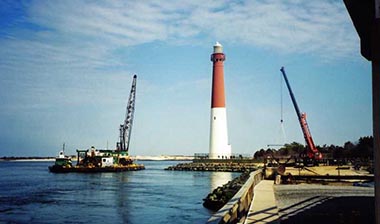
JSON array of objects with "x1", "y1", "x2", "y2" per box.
[{"x1": 0, "y1": 161, "x2": 238, "y2": 224}]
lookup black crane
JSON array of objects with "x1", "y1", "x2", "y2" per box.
[{"x1": 116, "y1": 75, "x2": 137, "y2": 153}]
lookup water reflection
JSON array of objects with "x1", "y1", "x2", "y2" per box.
[
  {"x1": 116, "y1": 172, "x2": 130, "y2": 223},
  {"x1": 210, "y1": 172, "x2": 232, "y2": 191}
]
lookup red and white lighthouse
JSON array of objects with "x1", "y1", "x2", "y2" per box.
[{"x1": 209, "y1": 42, "x2": 231, "y2": 159}]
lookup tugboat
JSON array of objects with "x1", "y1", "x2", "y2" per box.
[
  {"x1": 49, "y1": 75, "x2": 145, "y2": 173},
  {"x1": 49, "y1": 144, "x2": 73, "y2": 171}
]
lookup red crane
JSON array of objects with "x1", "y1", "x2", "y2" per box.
[{"x1": 280, "y1": 67, "x2": 322, "y2": 160}]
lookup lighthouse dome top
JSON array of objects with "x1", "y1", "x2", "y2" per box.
[{"x1": 213, "y1": 42, "x2": 223, "y2": 53}]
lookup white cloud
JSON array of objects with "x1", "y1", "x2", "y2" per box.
[
  {"x1": 4, "y1": 0, "x2": 357, "y2": 61},
  {"x1": 184, "y1": 1, "x2": 357, "y2": 58},
  {"x1": 0, "y1": 1, "x2": 359, "y2": 82},
  {"x1": 0, "y1": 0, "x2": 361, "y2": 112}
]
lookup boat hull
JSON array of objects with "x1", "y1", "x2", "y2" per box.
[{"x1": 48, "y1": 164, "x2": 145, "y2": 173}]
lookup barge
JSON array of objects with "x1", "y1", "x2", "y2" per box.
[
  {"x1": 49, "y1": 75, "x2": 145, "y2": 173},
  {"x1": 49, "y1": 146, "x2": 145, "y2": 173}
]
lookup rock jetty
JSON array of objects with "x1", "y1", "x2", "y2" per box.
[
  {"x1": 202, "y1": 172, "x2": 251, "y2": 211},
  {"x1": 164, "y1": 162, "x2": 258, "y2": 172}
]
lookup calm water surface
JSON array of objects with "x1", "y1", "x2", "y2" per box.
[{"x1": 0, "y1": 161, "x2": 238, "y2": 224}]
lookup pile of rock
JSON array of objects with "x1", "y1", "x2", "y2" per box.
[
  {"x1": 164, "y1": 162, "x2": 258, "y2": 172},
  {"x1": 202, "y1": 172, "x2": 251, "y2": 211}
]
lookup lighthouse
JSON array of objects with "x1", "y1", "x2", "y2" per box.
[{"x1": 209, "y1": 42, "x2": 231, "y2": 159}]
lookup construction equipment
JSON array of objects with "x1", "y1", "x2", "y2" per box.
[
  {"x1": 49, "y1": 74, "x2": 145, "y2": 173},
  {"x1": 280, "y1": 67, "x2": 322, "y2": 161},
  {"x1": 116, "y1": 75, "x2": 137, "y2": 153}
]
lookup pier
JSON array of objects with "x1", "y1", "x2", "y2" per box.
[{"x1": 207, "y1": 167, "x2": 374, "y2": 224}]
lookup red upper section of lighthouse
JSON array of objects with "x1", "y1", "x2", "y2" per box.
[{"x1": 211, "y1": 52, "x2": 226, "y2": 108}]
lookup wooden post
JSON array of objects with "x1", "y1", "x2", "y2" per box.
[
  {"x1": 373, "y1": 27, "x2": 380, "y2": 221},
  {"x1": 343, "y1": 0, "x2": 380, "y2": 221},
  {"x1": 373, "y1": 4, "x2": 380, "y2": 221},
  {"x1": 374, "y1": 59, "x2": 380, "y2": 224}
]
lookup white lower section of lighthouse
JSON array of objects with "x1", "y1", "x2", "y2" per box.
[{"x1": 209, "y1": 108, "x2": 231, "y2": 159}]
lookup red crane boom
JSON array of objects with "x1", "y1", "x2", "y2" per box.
[{"x1": 280, "y1": 67, "x2": 322, "y2": 160}]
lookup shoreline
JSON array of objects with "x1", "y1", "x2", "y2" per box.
[
  {"x1": 0, "y1": 159, "x2": 56, "y2": 162},
  {"x1": 0, "y1": 155, "x2": 194, "y2": 162}
]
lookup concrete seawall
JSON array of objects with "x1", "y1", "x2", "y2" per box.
[{"x1": 207, "y1": 170, "x2": 264, "y2": 224}]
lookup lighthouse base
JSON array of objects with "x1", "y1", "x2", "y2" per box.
[
  {"x1": 209, "y1": 107, "x2": 231, "y2": 159},
  {"x1": 209, "y1": 144, "x2": 232, "y2": 159}
]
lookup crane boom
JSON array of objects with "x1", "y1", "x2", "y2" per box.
[
  {"x1": 117, "y1": 75, "x2": 137, "y2": 153},
  {"x1": 280, "y1": 67, "x2": 322, "y2": 160}
]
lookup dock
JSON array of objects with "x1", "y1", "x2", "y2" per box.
[
  {"x1": 244, "y1": 180, "x2": 279, "y2": 224},
  {"x1": 207, "y1": 167, "x2": 374, "y2": 223}
]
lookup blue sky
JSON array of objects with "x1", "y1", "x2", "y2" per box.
[{"x1": 0, "y1": 0, "x2": 372, "y2": 157}]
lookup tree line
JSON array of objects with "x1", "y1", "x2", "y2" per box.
[{"x1": 254, "y1": 136, "x2": 374, "y2": 160}]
